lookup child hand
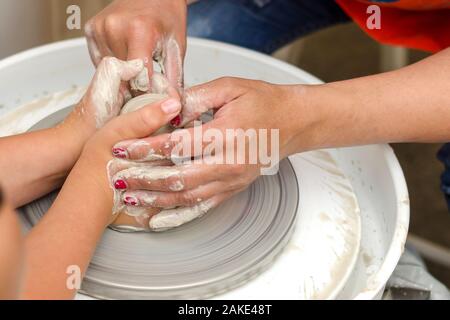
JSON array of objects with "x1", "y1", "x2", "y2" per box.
[
  {"x1": 69, "y1": 95, "x2": 181, "y2": 225},
  {"x1": 60, "y1": 57, "x2": 145, "y2": 160}
]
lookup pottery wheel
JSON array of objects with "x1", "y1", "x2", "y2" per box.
[{"x1": 19, "y1": 106, "x2": 299, "y2": 299}]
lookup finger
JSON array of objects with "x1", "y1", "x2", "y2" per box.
[
  {"x1": 122, "y1": 205, "x2": 161, "y2": 219},
  {"x1": 111, "y1": 206, "x2": 161, "y2": 228},
  {"x1": 119, "y1": 82, "x2": 132, "y2": 106},
  {"x1": 112, "y1": 165, "x2": 185, "y2": 193},
  {"x1": 177, "y1": 77, "x2": 248, "y2": 127},
  {"x1": 91, "y1": 57, "x2": 144, "y2": 93},
  {"x1": 103, "y1": 96, "x2": 182, "y2": 143},
  {"x1": 84, "y1": 20, "x2": 103, "y2": 66},
  {"x1": 87, "y1": 17, "x2": 131, "y2": 99},
  {"x1": 107, "y1": 158, "x2": 172, "y2": 180},
  {"x1": 127, "y1": 25, "x2": 159, "y2": 92},
  {"x1": 112, "y1": 134, "x2": 172, "y2": 161},
  {"x1": 151, "y1": 73, "x2": 172, "y2": 95},
  {"x1": 108, "y1": 159, "x2": 171, "y2": 217},
  {"x1": 91, "y1": 19, "x2": 113, "y2": 61},
  {"x1": 121, "y1": 181, "x2": 234, "y2": 208},
  {"x1": 88, "y1": 57, "x2": 145, "y2": 127},
  {"x1": 112, "y1": 120, "x2": 221, "y2": 162},
  {"x1": 104, "y1": 38, "x2": 133, "y2": 100},
  {"x1": 111, "y1": 162, "x2": 238, "y2": 193},
  {"x1": 103, "y1": 14, "x2": 128, "y2": 60},
  {"x1": 148, "y1": 192, "x2": 235, "y2": 231},
  {"x1": 163, "y1": 37, "x2": 185, "y2": 92}
]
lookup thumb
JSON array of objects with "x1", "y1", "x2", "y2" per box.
[
  {"x1": 88, "y1": 57, "x2": 145, "y2": 128},
  {"x1": 102, "y1": 97, "x2": 182, "y2": 143},
  {"x1": 176, "y1": 77, "x2": 247, "y2": 127},
  {"x1": 163, "y1": 37, "x2": 185, "y2": 92}
]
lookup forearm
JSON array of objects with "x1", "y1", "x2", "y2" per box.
[
  {"x1": 298, "y1": 48, "x2": 450, "y2": 151},
  {"x1": 0, "y1": 116, "x2": 91, "y2": 208},
  {"x1": 20, "y1": 154, "x2": 112, "y2": 299}
]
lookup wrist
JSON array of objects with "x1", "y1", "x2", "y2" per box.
[
  {"x1": 296, "y1": 82, "x2": 360, "y2": 152},
  {"x1": 282, "y1": 84, "x2": 331, "y2": 156}
]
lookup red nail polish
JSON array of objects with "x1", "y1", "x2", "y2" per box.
[
  {"x1": 170, "y1": 115, "x2": 182, "y2": 127},
  {"x1": 114, "y1": 180, "x2": 127, "y2": 190},
  {"x1": 124, "y1": 196, "x2": 139, "y2": 206},
  {"x1": 112, "y1": 147, "x2": 128, "y2": 159}
]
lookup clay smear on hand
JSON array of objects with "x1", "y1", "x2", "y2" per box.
[
  {"x1": 106, "y1": 93, "x2": 191, "y2": 231},
  {"x1": 129, "y1": 36, "x2": 183, "y2": 94},
  {"x1": 149, "y1": 200, "x2": 215, "y2": 232},
  {"x1": 88, "y1": 57, "x2": 144, "y2": 128}
]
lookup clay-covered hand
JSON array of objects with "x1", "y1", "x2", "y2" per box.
[
  {"x1": 63, "y1": 57, "x2": 147, "y2": 154},
  {"x1": 75, "y1": 96, "x2": 182, "y2": 225},
  {"x1": 85, "y1": 0, "x2": 187, "y2": 93},
  {"x1": 109, "y1": 78, "x2": 320, "y2": 219},
  {"x1": 17, "y1": 96, "x2": 181, "y2": 300}
]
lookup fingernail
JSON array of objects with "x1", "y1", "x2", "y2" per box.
[
  {"x1": 170, "y1": 115, "x2": 182, "y2": 127},
  {"x1": 114, "y1": 180, "x2": 127, "y2": 190},
  {"x1": 161, "y1": 99, "x2": 181, "y2": 114},
  {"x1": 112, "y1": 147, "x2": 128, "y2": 159},
  {"x1": 124, "y1": 196, "x2": 139, "y2": 206}
]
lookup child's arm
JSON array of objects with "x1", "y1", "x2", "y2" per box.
[
  {"x1": 0, "y1": 57, "x2": 145, "y2": 208},
  {"x1": 0, "y1": 118, "x2": 91, "y2": 208},
  {"x1": 20, "y1": 96, "x2": 181, "y2": 299}
]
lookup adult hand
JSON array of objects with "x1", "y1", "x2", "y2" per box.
[
  {"x1": 85, "y1": 0, "x2": 187, "y2": 93},
  {"x1": 109, "y1": 78, "x2": 322, "y2": 214},
  {"x1": 61, "y1": 56, "x2": 146, "y2": 167},
  {"x1": 0, "y1": 56, "x2": 147, "y2": 208}
]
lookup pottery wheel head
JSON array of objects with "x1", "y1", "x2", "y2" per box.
[{"x1": 19, "y1": 107, "x2": 299, "y2": 299}]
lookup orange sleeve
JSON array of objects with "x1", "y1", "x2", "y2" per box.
[{"x1": 335, "y1": 0, "x2": 450, "y2": 52}]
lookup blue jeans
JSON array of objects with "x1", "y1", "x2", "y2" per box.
[
  {"x1": 187, "y1": 0, "x2": 350, "y2": 54},
  {"x1": 437, "y1": 145, "x2": 450, "y2": 210}
]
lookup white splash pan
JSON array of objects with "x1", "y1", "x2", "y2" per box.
[{"x1": 0, "y1": 38, "x2": 409, "y2": 299}]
